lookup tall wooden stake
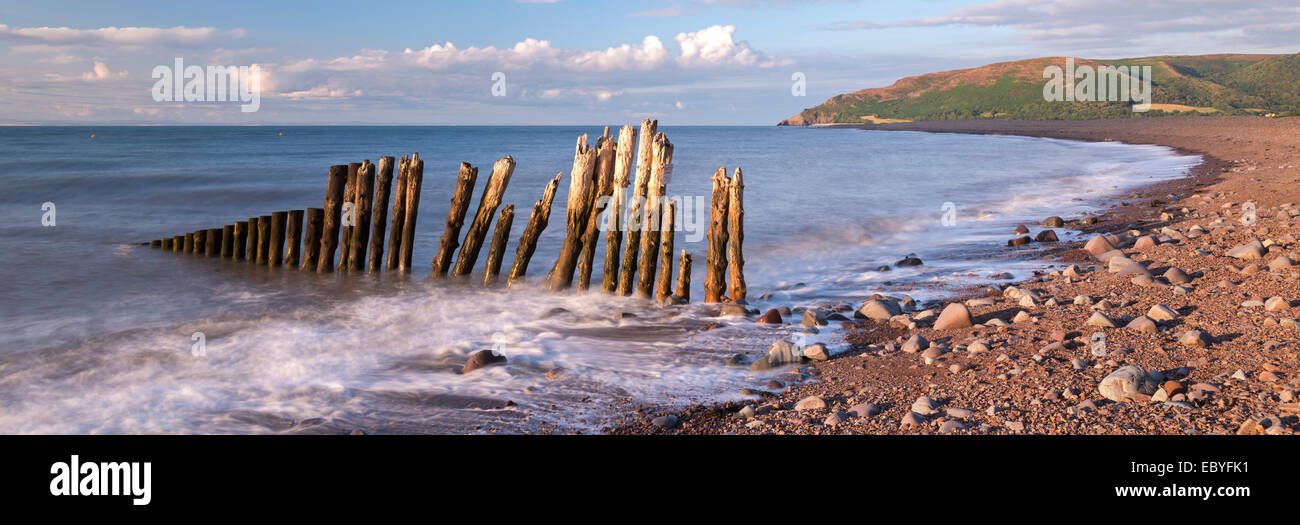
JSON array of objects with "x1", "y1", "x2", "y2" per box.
[
  {"x1": 704, "y1": 167, "x2": 730, "y2": 302},
  {"x1": 577, "y1": 136, "x2": 617, "y2": 291},
  {"x1": 256, "y1": 215, "x2": 271, "y2": 265},
  {"x1": 285, "y1": 210, "x2": 304, "y2": 267},
  {"x1": 431, "y1": 162, "x2": 478, "y2": 276},
  {"x1": 233, "y1": 222, "x2": 247, "y2": 260},
  {"x1": 205, "y1": 228, "x2": 220, "y2": 257},
  {"x1": 397, "y1": 153, "x2": 423, "y2": 273},
  {"x1": 618, "y1": 119, "x2": 658, "y2": 295},
  {"x1": 453, "y1": 157, "x2": 515, "y2": 277},
  {"x1": 301, "y1": 208, "x2": 323, "y2": 270},
  {"x1": 635, "y1": 133, "x2": 673, "y2": 298},
  {"x1": 367, "y1": 156, "x2": 395, "y2": 273},
  {"x1": 346, "y1": 160, "x2": 375, "y2": 272},
  {"x1": 655, "y1": 200, "x2": 676, "y2": 301},
  {"x1": 507, "y1": 172, "x2": 561, "y2": 286},
  {"x1": 268, "y1": 211, "x2": 287, "y2": 267},
  {"x1": 338, "y1": 162, "x2": 360, "y2": 270},
  {"x1": 601, "y1": 125, "x2": 636, "y2": 293},
  {"x1": 483, "y1": 203, "x2": 514, "y2": 285},
  {"x1": 221, "y1": 225, "x2": 234, "y2": 258},
  {"x1": 549, "y1": 136, "x2": 598, "y2": 291},
  {"x1": 317, "y1": 165, "x2": 348, "y2": 273},
  {"x1": 676, "y1": 250, "x2": 692, "y2": 303},
  {"x1": 245, "y1": 217, "x2": 259, "y2": 261},
  {"x1": 727, "y1": 167, "x2": 746, "y2": 302},
  {"x1": 386, "y1": 156, "x2": 409, "y2": 271}
]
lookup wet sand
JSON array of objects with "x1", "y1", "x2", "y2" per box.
[{"x1": 611, "y1": 116, "x2": 1300, "y2": 435}]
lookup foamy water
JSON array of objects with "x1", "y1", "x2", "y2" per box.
[{"x1": 0, "y1": 126, "x2": 1199, "y2": 433}]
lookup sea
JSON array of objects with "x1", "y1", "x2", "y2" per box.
[{"x1": 0, "y1": 125, "x2": 1200, "y2": 434}]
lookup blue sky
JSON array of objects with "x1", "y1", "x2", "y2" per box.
[{"x1": 1, "y1": 0, "x2": 1296, "y2": 125}]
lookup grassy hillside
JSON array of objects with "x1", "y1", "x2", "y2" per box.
[{"x1": 781, "y1": 54, "x2": 1300, "y2": 125}]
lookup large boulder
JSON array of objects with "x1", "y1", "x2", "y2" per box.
[
  {"x1": 933, "y1": 303, "x2": 974, "y2": 330},
  {"x1": 1084, "y1": 235, "x2": 1117, "y2": 256},
  {"x1": 1098, "y1": 365, "x2": 1160, "y2": 402},
  {"x1": 855, "y1": 299, "x2": 902, "y2": 320},
  {"x1": 748, "y1": 340, "x2": 801, "y2": 371}
]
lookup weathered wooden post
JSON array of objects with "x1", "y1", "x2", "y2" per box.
[
  {"x1": 338, "y1": 162, "x2": 360, "y2": 270},
  {"x1": 189, "y1": 231, "x2": 201, "y2": 255},
  {"x1": 367, "y1": 156, "x2": 395, "y2": 273},
  {"x1": 317, "y1": 165, "x2": 348, "y2": 273},
  {"x1": 385, "y1": 156, "x2": 409, "y2": 271},
  {"x1": 635, "y1": 133, "x2": 673, "y2": 298},
  {"x1": 233, "y1": 221, "x2": 248, "y2": 260},
  {"x1": 246, "y1": 217, "x2": 260, "y2": 262},
  {"x1": 483, "y1": 204, "x2": 515, "y2": 285},
  {"x1": 160, "y1": 238, "x2": 172, "y2": 250},
  {"x1": 549, "y1": 137, "x2": 598, "y2": 291},
  {"x1": 601, "y1": 125, "x2": 636, "y2": 293},
  {"x1": 268, "y1": 211, "x2": 288, "y2": 267},
  {"x1": 256, "y1": 215, "x2": 271, "y2": 265},
  {"x1": 618, "y1": 119, "x2": 658, "y2": 295},
  {"x1": 285, "y1": 210, "x2": 304, "y2": 267},
  {"x1": 705, "y1": 167, "x2": 730, "y2": 302},
  {"x1": 150, "y1": 239, "x2": 162, "y2": 248},
  {"x1": 171, "y1": 235, "x2": 183, "y2": 253},
  {"x1": 676, "y1": 250, "x2": 692, "y2": 303},
  {"x1": 397, "y1": 153, "x2": 424, "y2": 273},
  {"x1": 727, "y1": 167, "x2": 746, "y2": 302},
  {"x1": 655, "y1": 200, "x2": 677, "y2": 302},
  {"x1": 221, "y1": 225, "x2": 234, "y2": 258},
  {"x1": 301, "y1": 208, "x2": 323, "y2": 270},
  {"x1": 182, "y1": 232, "x2": 193, "y2": 254},
  {"x1": 577, "y1": 136, "x2": 617, "y2": 291},
  {"x1": 507, "y1": 172, "x2": 561, "y2": 286},
  {"x1": 431, "y1": 162, "x2": 478, "y2": 276},
  {"x1": 205, "y1": 228, "x2": 220, "y2": 257},
  {"x1": 346, "y1": 160, "x2": 375, "y2": 272},
  {"x1": 453, "y1": 157, "x2": 515, "y2": 278}
]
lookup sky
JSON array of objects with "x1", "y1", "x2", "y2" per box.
[{"x1": 0, "y1": 0, "x2": 1296, "y2": 125}]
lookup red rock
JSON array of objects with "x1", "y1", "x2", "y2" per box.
[
  {"x1": 462, "y1": 350, "x2": 507, "y2": 374},
  {"x1": 756, "y1": 308, "x2": 783, "y2": 324}
]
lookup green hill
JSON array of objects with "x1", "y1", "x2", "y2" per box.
[{"x1": 780, "y1": 53, "x2": 1300, "y2": 125}]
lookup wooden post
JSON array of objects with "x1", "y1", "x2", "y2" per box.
[
  {"x1": 285, "y1": 210, "x2": 304, "y2": 267},
  {"x1": 431, "y1": 162, "x2": 478, "y2": 276},
  {"x1": 453, "y1": 157, "x2": 515, "y2": 277},
  {"x1": 483, "y1": 203, "x2": 515, "y2": 285},
  {"x1": 577, "y1": 136, "x2": 617, "y2": 291},
  {"x1": 268, "y1": 211, "x2": 287, "y2": 267},
  {"x1": 150, "y1": 239, "x2": 162, "y2": 248},
  {"x1": 705, "y1": 167, "x2": 730, "y2": 302},
  {"x1": 635, "y1": 133, "x2": 673, "y2": 298},
  {"x1": 338, "y1": 162, "x2": 360, "y2": 270},
  {"x1": 246, "y1": 217, "x2": 259, "y2": 262},
  {"x1": 397, "y1": 153, "x2": 424, "y2": 273},
  {"x1": 182, "y1": 232, "x2": 194, "y2": 254},
  {"x1": 160, "y1": 238, "x2": 172, "y2": 250},
  {"x1": 601, "y1": 125, "x2": 636, "y2": 294},
  {"x1": 367, "y1": 156, "x2": 395, "y2": 273},
  {"x1": 256, "y1": 215, "x2": 271, "y2": 265},
  {"x1": 655, "y1": 200, "x2": 676, "y2": 302},
  {"x1": 205, "y1": 228, "x2": 220, "y2": 257},
  {"x1": 188, "y1": 231, "x2": 200, "y2": 254},
  {"x1": 549, "y1": 136, "x2": 598, "y2": 291},
  {"x1": 233, "y1": 222, "x2": 248, "y2": 260},
  {"x1": 676, "y1": 250, "x2": 692, "y2": 303},
  {"x1": 727, "y1": 167, "x2": 746, "y2": 302},
  {"x1": 172, "y1": 235, "x2": 183, "y2": 253},
  {"x1": 317, "y1": 165, "x2": 348, "y2": 273},
  {"x1": 386, "y1": 156, "x2": 409, "y2": 271},
  {"x1": 301, "y1": 208, "x2": 323, "y2": 270},
  {"x1": 220, "y1": 225, "x2": 234, "y2": 257},
  {"x1": 618, "y1": 119, "x2": 658, "y2": 295},
  {"x1": 507, "y1": 172, "x2": 561, "y2": 286},
  {"x1": 346, "y1": 160, "x2": 375, "y2": 272}
]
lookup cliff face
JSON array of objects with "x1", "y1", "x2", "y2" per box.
[{"x1": 780, "y1": 53, "x2": 1296, "y2": 124}]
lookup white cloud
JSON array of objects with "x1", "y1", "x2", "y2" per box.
[
  {"x1": 0, "y1": 24, "x2": 245, "y2": 47},
  {"x1": 81, "y1": 61, "x2": 126, "y2": 81},
  {"x1": 675, "y1": 25, "x2": 758, "y2": 67}
]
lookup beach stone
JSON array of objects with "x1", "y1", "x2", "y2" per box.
[
  {"x1": 1126, "y1": 316, "x2": 1158, "y2": 334},
  {"x1": 901, "y1": 334, "x2": 928, "y2": 353},
  {"x1": 1085, "y1": 235, "x2": 1118, "y2": 256},
  {"x1": 1226, "y1": 240, "x2": 1265, "y2": 260},
  {"x1": 1007, "y1": 236, "x2": 1032, "y2": 247},
  {"x1": 1087, "y1": 312, "x2": 1117, "y2": 328},
  {"x1": 1179, "y1": 330, "x2": 1210, "y2": 348},
  {"x1": 651, "y1": 415, "x2": 678, "y2": 428},
  {"x1": 1014, "y1": 224, "x2": 1029, "y2": 234},
  {"x1": 736, "y1": 406, "x2": 756, "y2": 419},
  {"x1": 855, "y1": 299, "x2": 902, "y2": 320},
  {"x1": 802, "y1": 343, "x2": 829, "y2": 361},
  {"x1": 1012, "y1": 311, "x2": 1032, "y2": 323},
  {"x1": 749, "y1": 340, "x2": 801, "y2": 371},
  {"x1": 967, "y1": 340, "x2": 990, "y2": 353},
  {"x1": 1163, "y1": 267, "x2": 1191, "y2": 284},
  {"x1": 755, "y1": 308, "x2": 783, "y2": 324},
  {"x1": 1005, "y1": 421, "x2": 1025, "y2": 432},
  {"x1": 1267, "y1": 256, "x2": 1293, "y2": 273},
  {"x1": 1096, "y1": 249, "x2": 1127, "y2": 263},
  {"x1": 801, "y1": 309, "x2": 827, "y2": 327},
  {"x1": 1098, "y1": 365, "x2": 1160, "y2": 402},
  {"x1": 900, "y1": 412, "x2": 927, "y2": 428},
  {"x1": 720, "y1": 304, "x2": 748, "y2": 317},
  {"x1": 823, "y1": 411, "x2": 849, "y2": 427},
  {"x1": 945, "y1": 407, "x2": 975, "y2": 418},
  {"x1": 1147, "y1": 304, "x2": 1178, "y2": 321},
  {"x1": 910, "y1": 396, "x2": 940, "y2": 416},
  {"x1": 1074, "y1": 295, "x2": 1091, "y2": 305},
  {"x1": 848, "y1": 402, "x2": 881, "y2": 418},
  {"x1": 1035, "y1": 230, "x2": 1059, "y2": 243},
  {"x1": 1265, "y1": 297, "x2": 1290, "y2": 312},
  {"x1": 934, "y1": 303, "x2": 974, "y2": 330},
  {"x1": 1134, "y1": 235, "x2": 1158, "y2": 251},
  {"x1": 939, "y1": 420, "x2": 967, "y2": 434},
  {"x1": 795, "y1": 396, "x2": 826, "y2": 411},
  {"x1": 896, "y1": 255, "x2": 923, "y2": 266},
  {"x1": 1042, "y1": 216, "x2": 1065, "y2": 227},
  {"x1": 462, "y1": 350, "x2": 507, "y2": 374}
]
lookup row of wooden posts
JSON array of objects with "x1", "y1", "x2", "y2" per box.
[{"x1": 144, "y1": 119, "x2": 748, "y2": 304}]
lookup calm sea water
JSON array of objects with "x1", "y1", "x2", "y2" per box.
[{"x1": 0, "y1": 126, "x2": 1199, "y2": 434}]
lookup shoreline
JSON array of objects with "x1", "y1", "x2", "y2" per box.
[{"x1": 610, "y1": 116, "x2": 1300, "y2": 435}]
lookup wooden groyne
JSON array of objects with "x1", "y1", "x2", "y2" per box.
[{"x1": 143, "y1": 122, "x2": 747, "y2": 306}]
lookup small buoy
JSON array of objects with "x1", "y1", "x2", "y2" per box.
[
  {"x1": 90, "y1": 134, "x2": 96, "y2": 138},
  {"x1": 278, "y1": 132, "x2": 283, "y2": 136}
]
